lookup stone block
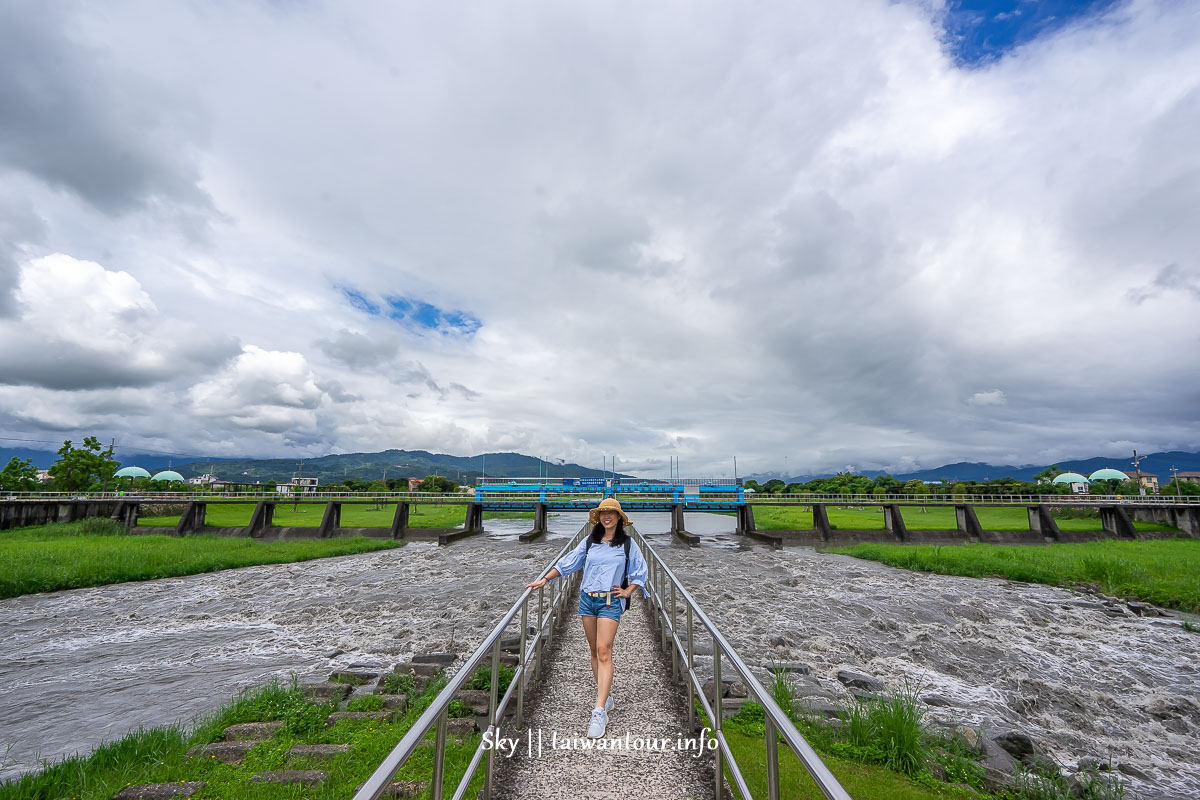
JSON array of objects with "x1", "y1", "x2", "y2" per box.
[
  {"x1": 836, "y1": 670, "x2": 883, "y2": 692},
  {"x1": 249, "y1": 770, "x2": 327, "y2": 786},
  {"x1": 113, "y1": 783, "x2": 205, "y2": 799},
  {"x1": 186, "y1": 741, "x2": 259, "y2": 763},
  {"x1": 223, "y1": 721, "x2": 284, "y2": 741},
  {"x1": 446, "y1": 717, "x2": 477, "y2": 737},
  {"x1": 379, "y1": 693, "x2": 408, "y2": 711},
  {"x1": 303, "y1": 682, "x2": 353, "y2": 702},
  {"x1": 287, "y1": 744, "x2": 350, "y2": 761},
  {"x1": 329, "y1": 670, "x2": 380, "y2": 685},
  {"x1": 412, "y1": 652, "x2": 457, "y2": 665},
  {"x1": 455, "y1": 689, "x2": 492, "y2": 715}
]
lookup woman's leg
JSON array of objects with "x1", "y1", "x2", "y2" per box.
[
  {"x1": 593, "y1": 617, "x2": 619, "y2": 709},
  {"x1": 581, "y1": 615, "x2": 599, "y2": 683}
]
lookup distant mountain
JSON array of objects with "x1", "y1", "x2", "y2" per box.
[
  {"x1": 168, "y1": 449, "x2": 625, "y2": 484},
  {"x1": 747, "y1": 451, "x2": 1200, "y2": 484}
]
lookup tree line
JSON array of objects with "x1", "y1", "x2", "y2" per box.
[{"x1": 742, "y1": 466, "x2": 1200, "y2": 497}]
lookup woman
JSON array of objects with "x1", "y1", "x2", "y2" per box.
[{"x1": 525, "y1": 497, "x2": 649, "y2": 738}]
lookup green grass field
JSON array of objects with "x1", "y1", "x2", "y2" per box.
[
  {"x1": 824, "y1": 538, "x2": 1200, "y2": 612},
  {"x1": 0, "y1": 676, "x2": 485, "y2": 800},
  {"x1": 138, "y1": 503, "x2": 532, "y2": 529},
  {"x1": 743, "y1": 504, "x2": 1176, "y2": 533},
  {"x1": 0, "y1": 519, "x2": 405, "y2": 599}
]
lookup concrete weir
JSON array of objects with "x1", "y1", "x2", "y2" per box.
[
  {"x1": 719, "y1": 503, "x2": 1199, "y2": 548},
  {"x1": 123, "y1": 500, "x2": 486, "y2": 546}
]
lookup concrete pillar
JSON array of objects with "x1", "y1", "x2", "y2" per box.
[
  {"x1": 735, "y1": 504, "x2": 756, "y2": 535},
  {"x1": 955, "y1": 505, "x2": 984, "y2": 540},
  {"x1": 1099, "y1": 506, "x2": 1137, "y2": 539},
  {"x1": 318, "y1": 502, "x2": 341, "y2": 537},
  {"x1": 671, "y1": 504, "x2": 685, "y2": 536},
  {"x1": 246, "y1": 502, "x2": 275, "y2": 538},
  {"x1": 176, "y1": 502, "x2": 207, "y2": 535},
  {"x1": 882, "y1": 504, "x2": 907, "y2": 541},
  {"x1": 463, "y1": 503, "x2": 483, "y2": 533},
  {"x1": 390, "y1": 502, "x2": 410, "y2": 539},
  {"x1": 534, "y1": 503, "x2": 548, "y2": 532},
  {"x1": 1173, "y1": 507, "x2": 1200, "y2": 536},
  {"x1": 1027, "y1": 506, "x2": 1061, "y2": 539},
  {"x1": 811, "y1": 505, "x2": 832, "y2": 541}
]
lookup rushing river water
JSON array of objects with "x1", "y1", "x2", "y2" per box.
[{"x1": 2, "y1": 512, "x2": 1197, "y2": 798}]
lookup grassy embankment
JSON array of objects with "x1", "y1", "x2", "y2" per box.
[
  {"x1": 138, "y1": 503, "x2": 531, "y2": 529},
  {"x1": 0, "y1": 671, "x2": 488, "y2": 800},
  {"x1": 0, "y1": 519, "x2": 406, "y2": 600},
  {"x1": 707, "y1": 665, "x2": 1128, "y2": 800},
  {"x1": 744, "y1": 504, "x2": 1178, "y2": 533},
  {"x1": 825, "y1": 538, "x2": 1200, "y2": 613}
]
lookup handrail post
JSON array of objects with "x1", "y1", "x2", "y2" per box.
[
  {"x1": 713, "y1": 648, "x2": 724, "y2": 799},
  {"x1": 687, "y1": 604, "x2": 695, "y2": 733},
  {"x1": 536, "y1": 586, "x2": 545, "y2": 680},
  {"x1": 431, "y1": 710, "x2": 448, "y2": 800},
  {"x1": 765, "y1": 715, "x2": 780, "y2": 800},
  {"x1": 670, "y1": 580, "x2": 679, "y2": 682},
  {"x1": 518, "y1": 600, "x2": 528, "y2": 729},
  {"x1": 485, "y1": 635, "x2": 500, "y2": 799}
]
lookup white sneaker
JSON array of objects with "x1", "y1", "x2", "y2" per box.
[
  {"x1": 604, "y1": 692, "x2": 614, "y2": 713},
  {"x1": 586, "y1": 708, "x2": 607, "y2": 739}
]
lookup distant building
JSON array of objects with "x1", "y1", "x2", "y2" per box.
[
  {"x1": 407, "y1": 477, "x2": 423, "y2": 491},
  {"x1": 276, "y1": 476, "x2": 319, "y2": 495},
  {"x1": 37, "y1": 469, "x2": 52, "y2": 483},
  {"x1": 1123, "y1": 471, "x2": 1159, "y2": 493},
  {"x1": 187, "y1": 474, "x2": 226, "y2": 489},
  {"x1": 1175, "y1": 471, "x2": 1200, "y2": 485}
]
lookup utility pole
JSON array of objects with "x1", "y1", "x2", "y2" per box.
[
  {"x1": 102, "y1": 438, "x2": 116, "y2": 494},
  {"x1": 1132, "y1": 450, "x2": 1146, "y2": 496},
  {"x1": 1170, "y1": 466, "x2": 1181, "y2": 498}
]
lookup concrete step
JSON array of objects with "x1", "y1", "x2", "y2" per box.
[
  {"x1": 185, "y1": 740, "x2": 260, "y2": 763},
  {"x1": 287, "y1": 743, "x2": 350, "y2": 761},
  {"x1": 303, "y1": 682, "x2": 353, "y2": 702},
  {"x1": 222, "y1": 721, "x2": 284, "y2": 741},
  {"x1": 249, "y1": 770, "x2": 327, "y2": 786},
  {"x1": 112, "y1": 782, "x2": 205, "y2": 799}
]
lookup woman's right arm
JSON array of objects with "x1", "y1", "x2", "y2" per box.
[
  {"x1": 525, "y1": 567, "x2": 560, "y2": 590},
  {"x1": 526, "y1": 539, "x2": 587, "y2": 589}
]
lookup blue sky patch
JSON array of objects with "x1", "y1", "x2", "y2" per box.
[
  {"x1": 385, "y1": 294, "x2": 482, "y2": 337},
  {"x1": 341, "y1": 287, "x2": 381, "y2": 316},
  {"x1": 942, "y1": 0, "x2": 1122, "y2": 66}
]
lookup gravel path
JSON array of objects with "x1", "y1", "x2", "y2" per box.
[{"x1": 492, "y1": 591, "x2": 719, "y2": 800}]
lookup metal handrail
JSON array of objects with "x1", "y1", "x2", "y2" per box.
[
  {"x1": 351, "y1": 525, "x2": 590, "y2": 800},
  {"x1": 629, "y1": 528, "x2": 852, "y2": 800},
  {"x1": 3, "y1": 490, "x2": 1196, "y2": 505}
]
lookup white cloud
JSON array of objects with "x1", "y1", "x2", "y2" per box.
[
  {"x1": 0, "y1": 0, "x2": 1198, "y2": 474},
  {"x1": 968, "y1": 390, "x2": 1008, "y2": 407}
]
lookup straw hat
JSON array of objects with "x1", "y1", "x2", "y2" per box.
[{"x1": 589, "y1": 497, "x2": 632, "y2": 527}]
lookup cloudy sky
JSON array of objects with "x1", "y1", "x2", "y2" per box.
[{"x1": 1, "y1": 0, "x2": 1198, "y2": 478}]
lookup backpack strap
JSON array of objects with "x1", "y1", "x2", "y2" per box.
[{"x1": 621, "y1": 538, "x2": 632, "y2": 610}]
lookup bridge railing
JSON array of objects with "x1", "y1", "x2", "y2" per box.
[
  {"x1": 351, "y1": 525, "x2": 590, "y2": 800},
  {"x1": 631, "y1": 528, "x2": 851, "y2": 800},
  {"x1": 744, "y1": 492, "x2": 1200, "y2": 505}
]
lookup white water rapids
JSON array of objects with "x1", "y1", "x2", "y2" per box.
[{"x1": 1, "y1": 513, "x2": 1197, "y2": 798}]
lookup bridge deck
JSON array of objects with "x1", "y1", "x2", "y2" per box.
[{"x1": 492, "y1": 593, "x2": 718, "y2": 800}]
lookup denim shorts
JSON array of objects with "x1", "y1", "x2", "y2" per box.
[{"x1": 578, "y1": 589, "x2": 625, "y2": 621}]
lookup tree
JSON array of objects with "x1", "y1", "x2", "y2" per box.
[
  {"x1": 418, "y1": 475, "x2": 459, "y2": 493},
  {"x1": 762, "y1": 479, "x2": 786, "y2": 494},
  {"x1": 0, "y1": 457, "x2": 39, "y2": 492},
  {"x1": 743, "y1": 479, "x2": 762, "y2": 492},
  {"x1": 1033, "y1": 465, "x2": 1062, "y2": 484},
  {"x1": 47, "y1": 437, "x2": 119, "y2": 492}
]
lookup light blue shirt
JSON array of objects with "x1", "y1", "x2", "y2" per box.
[{"x1": 553, "y1": 535, "x2": 649, "y2": 598}]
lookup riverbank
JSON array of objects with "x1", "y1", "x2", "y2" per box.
[
  {"x1": 0, "y1": 519, "x2": 404, "y2": 600},
  {"x1": 658, "y1": 534, "x2": 1200, "y2": 800},
  {"x1": 824, "y1": 538, "x2": 1200, "y2": 613}
]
